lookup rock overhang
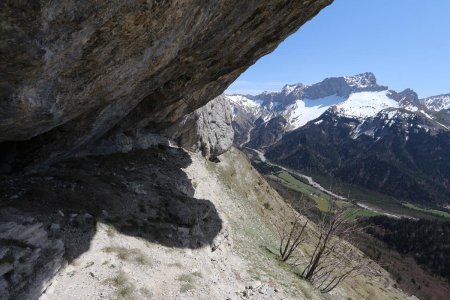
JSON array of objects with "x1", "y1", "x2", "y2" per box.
[{"x1": 0, "y1": 0, "x2": 333, "y2": 169}]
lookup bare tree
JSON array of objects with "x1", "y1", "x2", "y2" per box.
[
  {"x1": 274, "y1": 197, "x2": 311, "y2": 263},
  {"x1": 301, "y1": 207, "x2": 375, "y2": 293}
]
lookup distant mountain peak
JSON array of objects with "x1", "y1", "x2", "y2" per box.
[
  {"x1": 226, "y1": 72, "x2": 450, "y2": 206},
  {"x1": 226, "y1": 73, "x2": 450, "y2": 137},
  {"x1": 275, "y1": 72, "x2": 380, "y2": 97},
  {"x1": 281, "y1": 83, "x2": 305, "y2": 95},
  {"x1": 343, "y1": 72, "x2": 377, "y2": 89},
  {"x1": 420, "y1": 94, "x2": 450, "y2": 111},
  {"x1": 399, "y1": 88, "x2": 419, "y2": 103}
]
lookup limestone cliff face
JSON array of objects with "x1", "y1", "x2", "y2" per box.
[
  {"x1": 80, "y1": 95, "x2": 233, "y2": 160},
  {"x1": 0, "y1": 0, "x2": 332, "y2": 169},
  {"x1": 164, "y1": 95, "x2": 233, "y2": 160}
]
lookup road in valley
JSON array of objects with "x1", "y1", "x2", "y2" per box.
[
  {"x1": 244, "y1": 146, "x2": 408, "y2": 219},
  {"x1": 245, "y1": 146, "x2": 347, "y2": 200}
]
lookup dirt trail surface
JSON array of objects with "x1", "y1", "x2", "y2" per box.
[
  {"x1": 1, "y1": 147, "x2": 297, "y2": 299},
  {"x1": 40, "y1": 150, "x2": 283, "y2": 300},
  {"x1": 1, "y1": 146, "x2": 408, "y2": 300}
]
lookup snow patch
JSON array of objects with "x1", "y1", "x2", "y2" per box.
[
  {"x1": 285, "y1": 95, "x2": 344, "y2": 129},
  {"x1": 227, "y1": 95, "x2": 263, "y2": 108},
  {"x1": 335, "y1": 91, "x2": 399, "y2": 119},
  {"x1": 419, "y1": 110, "x2": 434, "y2": 120},
  {"x1": 351, "y1": 122, "x2": 376, "y2": 140},
  {"x1": 422, "y1": 94, "x2": 450, "y2": 111},
  {"x1": 402, "y1": 104, "x2": 419, "y2": 112},
  {"x1": 282, "y1": 84, "x2": 297, "y2": 94}
]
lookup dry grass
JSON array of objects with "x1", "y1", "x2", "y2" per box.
[
  {"x1": 177, "y1": 274, "x2": 194, "y2": 283},
  {"x1": 105, "y1": 270, "x2": 135, "y2": 299},
  {"x1": 180, "y1": 283, "x2": 195, "y2": 293},
  {"x1": 103, "y1": 246, "x2": 151, "y2": 266},
  {"x1": 108, "y1": 271, "x2": 128, "y2": 287}
]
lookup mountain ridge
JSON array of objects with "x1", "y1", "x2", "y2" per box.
[
  {"x1": 226, "y1": 73, "x2": 450, "y2": 205},
  {"x1": 227, "y1": 72, "x2": 449, "y2": 141}
]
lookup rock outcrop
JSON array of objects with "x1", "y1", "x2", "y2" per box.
[
  {"x1": 0, "y1": 0, "x2": 332, "y2": 170},
  {"x1": 0, "y1": 209, "x2": 64, "y2": 300},
  {"x1": 164, "y1": 95, "x2": 234, "y2": 160},
  {"x1": 246, "y1": 116, "x2": 288, "y2": 150},
  {"x1": 77, "y1": 94, "x2": 233, "y2": 159}
]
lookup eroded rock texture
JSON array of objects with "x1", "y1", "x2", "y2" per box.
[
  {"x1": 0, "y1": 0, "x2": 332, "y2": 169},
  {"x1": 165, "y1": 95, "x2": 234, "y2": 160},
  {"x1": 80, "y1": 95, "x2": 233, "y2": 160},
  {"x1": 0, "y1": 208, "x2": 64, "y2": 300}
]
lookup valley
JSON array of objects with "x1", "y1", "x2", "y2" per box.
[
  {"x1": 2, "y1": 1, "x2": 449, "y2": 299},
  {"x1": 227, "y1": 72, "x2": 450, "y2": 211},
  {"x1": 227, "y1": 73, "x2": 450, "y2": 300},
  {"x1": 246, "y1": 149, "x2": 450, "y2": 300},
  {"x1": 247, "y1": 146, "x2": 450, "y2": 221},
  {"x1": 1, "y1": 145, "x2": 408, "y2": 300}
]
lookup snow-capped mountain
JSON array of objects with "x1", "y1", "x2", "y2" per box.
[
  {"x1": 226, "y1": 73, "x2": 450, "y2": 205},
  {"x1": 265, "y1": 106, "x2": 450, "y2": 205},
  {"x1": 419, "y1": 94, "x2": 450, "y2": 111},
  {"x1": 226, "y1": 72, "x2": 449, "y2": 148}
]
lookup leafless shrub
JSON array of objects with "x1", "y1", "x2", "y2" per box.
[
  {"x1": 274, "y1": 197, "x2": 311, "y2": 263},
  {"x1": 301, "y1": 207, "x2": 376, "y2": 293}
]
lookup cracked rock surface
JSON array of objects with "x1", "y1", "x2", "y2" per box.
[{"x1": 165, "y1": 94, "x2": 234, "y2": 160}]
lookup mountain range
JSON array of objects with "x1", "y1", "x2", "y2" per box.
[{"x1": 226, "y1": 73, "x2": 450, "y2": 206}]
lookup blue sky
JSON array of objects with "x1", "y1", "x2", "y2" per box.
[{"x1": 226, "y1": 0, "x2": 450, "y2": 98}]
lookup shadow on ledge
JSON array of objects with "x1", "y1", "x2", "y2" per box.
[{"x1": 0, "y1": 146, "x2": 222, "y2": 299}]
